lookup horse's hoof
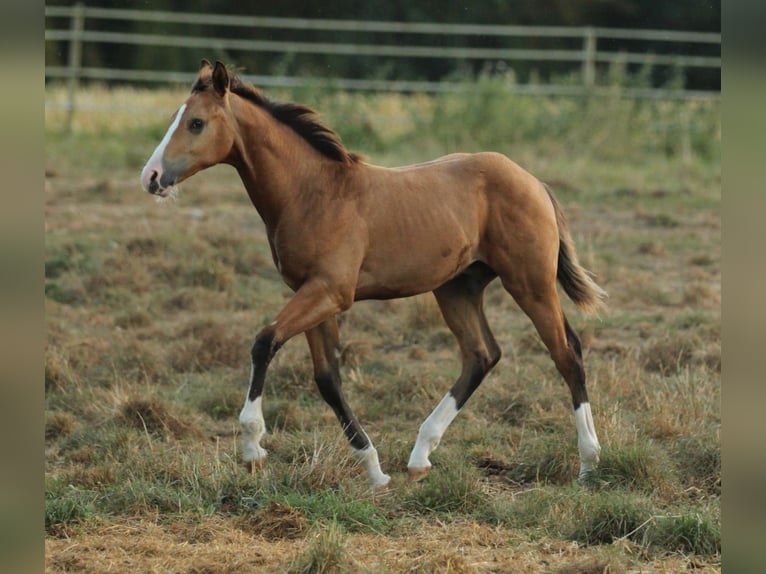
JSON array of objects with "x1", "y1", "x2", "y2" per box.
[
  {"x1": 577, "y1": 470, "x2": 603, "y2": 487},
  {"x1": 371, "y1": 475, "x2": 392, "y2": 492},
  {"x1": 407, "y1": 467, "x2": 431, "y2": 482}
]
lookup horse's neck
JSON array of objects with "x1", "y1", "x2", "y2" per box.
[{"x1": 231, "y1": 103, "x2": 324, "y2": 231}]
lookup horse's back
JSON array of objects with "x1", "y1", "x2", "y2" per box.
[
  {"x1": 360, "y1": 150, "x2": 552, "y2": 245},
  {"x1": 390, "y1": 151, "x2": 544, "y2": 197},
  {"x1": 388, "y1": 150, "x2": 559, "y2": 269},
  {"x1": 387, "y1": 152, "x2": 473, "y2": 172}
]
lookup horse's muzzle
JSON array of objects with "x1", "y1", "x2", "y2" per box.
[
  {"x1": 141, "y1": 162, "x2": 161, "y2": 194},
  {"x1": 144, "y1": 170, "x2": 161, "y2": 194},
  {"x1": 141, "y1": 162, "x2": 179, "y2": 196}
]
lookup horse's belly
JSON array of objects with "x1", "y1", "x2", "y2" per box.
[{"x1": 355, "y1": 241, "x2": 475, "y2": 300}]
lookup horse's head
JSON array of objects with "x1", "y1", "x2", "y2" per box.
[{"x1": 141, "y1": 60, "x2": 235, "y2": 197}]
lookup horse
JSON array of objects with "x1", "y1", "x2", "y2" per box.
[{"x1": 140, "y1": 60, "x2": 606, "y2": 489}]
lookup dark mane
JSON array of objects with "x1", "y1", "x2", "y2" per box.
[{"x1": 192, "y1": 74, "x2": 360, "y2": 164}]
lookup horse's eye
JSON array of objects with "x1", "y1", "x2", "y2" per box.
[{"x1": 188, "y1": 118, "x2": 205, "y2": 133}]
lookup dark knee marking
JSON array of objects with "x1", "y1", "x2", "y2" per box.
[
  {"x1": 251, "y1": 330, "x2": 282, "y2": 364},
  {"x1": 314, "y1": 371, "x2": 342, "y2": 407},
  {"x1": 315, "y1": 371, "x2": 369, "y2": 451},
  {"x1": 248, "y1": 330, "x2": 283, "y2": 401},
  {"x1": 452, "y1": 349, "x2": 499, "y2": 409}
]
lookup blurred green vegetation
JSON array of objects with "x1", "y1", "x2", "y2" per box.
[{"x1": 45, "y1": 0, "x2": 720, "y2": 92}]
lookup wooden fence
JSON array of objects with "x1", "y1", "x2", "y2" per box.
[{"x1": 45, "y1": 4, "x2": 720, "y2": 129}]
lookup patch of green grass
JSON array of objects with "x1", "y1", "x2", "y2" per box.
[
  {"x1": 649, "y1": 511, "x2": 720, "y2": 556},
  {"x1": 194, "y1": 385, "x2": 244, "y2": 421},
  {"x1": 569, "y1": 490, "x2": 654, "y2": 546},
  {"x1": 56, "y1": 423, "x2": 135, "y2": 464},
  {"x1": 45, "y1": 281, "x2": 86, "y2": 305},
  {"x1": 288, "y1": 520, "x2": 349, "y2": 574},
  {"x1": 482, "y1": 485, "x2": 565, "y2": 529},
  {"x1": 47, "y1": 128, "x2": 160, "y2": 173},
  {"x1": 566, "y1": 489, "x2": 720, "y2": 557},
  {"x1": 106, "y1": 478, "x2": 191, "y2": 514},
  {"x1": 45, "y1": 481, "x2": 100, "y2": 536},
  {"x1": 276, "y1": 489, "x2": 389, "y2": 534},
  {"x1": 45, "y1": 240, "x2": 101, "y2": 278},
  {"x1": 596, "y1": 441, "x2": 676, "y2": 495},
  {"x1": 672, "y1": 436, "x2": 721, "y2": 495},
  {"x1": 404, "y1": 454, "x2": 487, "y2": 515},
  {"x1": 672, "y1": 309, "x2": 717, "y2": 330},
  {"x1": 505, "y1": 436, "x2": 577, "y2": 485}
]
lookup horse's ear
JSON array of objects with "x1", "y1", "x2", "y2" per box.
[
  {"x1": 200, "y1": 58, "x2": 212, "y2": 71},
  {"x1": 212, "y1": 61, "x2": 230, "y2": 97}
]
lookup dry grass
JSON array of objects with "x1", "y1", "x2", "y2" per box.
[
  {"x1": 45, "y1": 411, "x2": 76, "y2": 440},
  {"x1": 44, "y1": 516, "x2": 720, "y2": 573},
  {"x1": 118, "y1": 397, "x2": 203, "y2": 440},
  {"x1": 238, "y1": 501, "x2": 308, "y2": 541},
  {"x1": 45, "y1": 86, "x2": 720, "y2": 572}
]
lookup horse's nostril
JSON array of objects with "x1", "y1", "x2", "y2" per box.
[{"x1": 150, "y1": 170, "x2": 159, "y2": 182}]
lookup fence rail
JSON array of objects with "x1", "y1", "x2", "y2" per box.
[{"x1": 46, "y1": 4, "x2": 720, "y2": 129}]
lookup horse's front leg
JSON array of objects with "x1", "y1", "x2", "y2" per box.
[
  {"x1": 238, "y1": 279, "x2": 354, "y2": 472},
  {"x1": 306, "y1": 318, "x2": 390, "y2": 489},
  {"x1": 238, "y1": 330, "x2": 277, "y2": 471}
]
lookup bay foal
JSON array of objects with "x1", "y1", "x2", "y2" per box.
[{"x1": 141, "y1": 61, "x2": 606, "y2": 488}]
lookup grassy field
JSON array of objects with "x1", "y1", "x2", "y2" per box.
[{"x1": 45, "y1": 80, "x2": 720, "y2": 573}]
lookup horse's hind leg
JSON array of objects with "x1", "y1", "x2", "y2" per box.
[
  {"x1": 407, "y1": 262, "x2": 501, "y2": 480},
  {"x1": 305, "y1": 317, "x2": 390, "y2": 489},
  {"x1": 501, "y1": 274, "x2": 601, "y2": 481}
]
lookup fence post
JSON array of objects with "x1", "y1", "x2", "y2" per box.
[
  {"x1": 65, "y1": 2, "x2": 85, "y2": 133},
  {"x1": 582, "y1": 27, "x2": 596, "y2": 93}
]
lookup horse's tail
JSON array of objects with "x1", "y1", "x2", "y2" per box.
[{"x1": 544, "y1": 184, "x2": 607, "y2": 315}]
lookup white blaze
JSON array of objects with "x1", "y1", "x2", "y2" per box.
[{"x1": 141, "y1": 103, "x2": 187, "y2": 187}]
